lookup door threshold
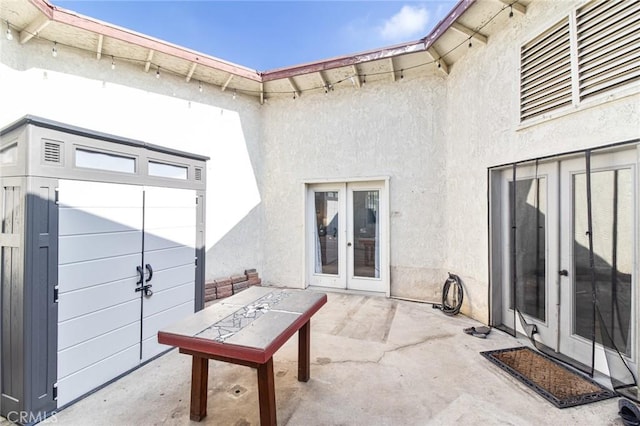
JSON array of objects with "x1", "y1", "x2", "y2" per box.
[{"x1": 308, "y1": 285, "x2": 387, "y2": 298}]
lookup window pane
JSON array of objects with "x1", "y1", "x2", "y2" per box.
[
  {"x1": 314, "y1": 192, "x2": 339, "y2": 275},
  {"x1": 352, "y1": 190, "x2": 379, "y2": 278},
  {"x1": 0, "y1": 143, "x2": 17, "y2": 164},
  {"x1": 509, "y1": 177, "x2": 546, "y2": 321},
  {"x1": 76, "y1": 149, "x2": 135, "y2": 173},
  {"x1": 148, "y1": 161, "x2": 188, "y2": 179}
]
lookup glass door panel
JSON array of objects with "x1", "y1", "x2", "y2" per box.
[
  {"x1": 351, "y1": 190, "x2": 379, "y2": 279},
  {"x1": 315, "y1": 191, "x2": 340, "y2": 275}
]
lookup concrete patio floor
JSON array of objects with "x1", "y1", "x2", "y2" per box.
[{"x1": 7, "y1": 290, "x2": 625, "y2": 425}]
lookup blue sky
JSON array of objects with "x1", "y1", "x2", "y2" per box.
[{"x1": 54, "y1": 1, "x2": 458, "y2": 71}]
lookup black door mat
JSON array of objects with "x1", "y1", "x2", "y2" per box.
[{"x1": 481, "y1": 346, "x2": 616, "y2": 408}]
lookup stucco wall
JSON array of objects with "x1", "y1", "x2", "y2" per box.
[
  {"x1": 0, "y1": 36, "x2": 266, "y2": 280},
  {"x1": 261, "y1": 76, "x2": 449, "y2": 300},
  {"x1": 442, "y1": 0, "x2": 640, "y2": 321}
]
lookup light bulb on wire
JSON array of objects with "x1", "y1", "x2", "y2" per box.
[
  {"x1": 199, "y1": 81, "x2": 203, "y2": 92},
  {"x1": 156, "y1": 66, "x2": 160, "y2": 79},
  {"x1": 5, "y1": 21, "x2": 12, "y2": 41},
  {"x1": 111, "y1": 56, "x2": 116, "y2": 70},
  {"x1": 52, "y1": 42, "x2": 58, "y2": 57}
]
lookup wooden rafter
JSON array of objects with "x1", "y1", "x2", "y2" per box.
[
  {"x1": 351, "y1": 65, "x2": 361, "y2": 88},
  {"x1": 288, "y1": 77, "x2": 301, "y2": 98},
  {"x1": 144, "y1": 49, "x2": 154, "y2": 72},
  {"x1": 450, "y1": 22, "x2": 488, "y2": 44},
  {"x1": 19, "y1": 15, "x2": 50, "y2": 44},
  {"x1": 499, "y1": 0, "x2": 526, "y2": 15},
  {"x1": 96, "y1": 34, "x2": 103, "y2": 59},
  {"x1": 317, "y1": 71, "x2": 327, "y2": 91},
  {"x1": 388, "y1": 58, "x2": 396, "y2": 82},
  {"x1": 221, "y1": 74, "x2": 233, "y2": 91},
  {"x1": 427, "y1": 47, "x2": 449, "y2": 75},
  {"x1": 185, "y1": 62, "x2": 197, "y2": 82}
]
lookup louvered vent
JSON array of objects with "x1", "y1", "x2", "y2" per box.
[
  {"x1": 520, "y1": 18, "x2": 572, "y2": 121},
  {"x1": 43, "y1": 141, "x2": 62, "y2": 164},
  {"x1": 577, "y1": 0, "x2": 640, "y2": 100},
  {"x1": 195, "y1": 167, "x2": 202, "y2": 181}
]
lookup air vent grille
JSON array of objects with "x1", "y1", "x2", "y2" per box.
[
  {"x1": 195, "y1": 167, "x2": 202, "y2": 181},
  {"x1": 43, "y1": 141, "x2": 62, "y2": 164}
]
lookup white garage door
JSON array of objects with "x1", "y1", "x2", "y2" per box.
[{"x1": 56, "y1": 180, "x2": 195, "y2": 407}]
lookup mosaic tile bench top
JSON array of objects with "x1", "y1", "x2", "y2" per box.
[{"x1": 158, "y1": 286, "x2": 327, "y2": 352}]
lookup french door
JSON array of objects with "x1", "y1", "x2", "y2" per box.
[
  {"x1": 498, "y1": 146, "x2": 637, "y2": 374},
  {"x1": 558, "y1": 150, "x2": 636, "y2": 373},
  {"x1": 306, "y1": 181, "x2": 388, "y2": 293}
]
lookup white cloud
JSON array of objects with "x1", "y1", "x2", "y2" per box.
[{"x1": 379, "y1": 5, "x2": 430, "y2": 42}]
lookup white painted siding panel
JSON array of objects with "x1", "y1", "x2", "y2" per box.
[
  {"x1": 144, "y1": 246, "x2": 194, "y2": 270},
  {"x1": 57, "y1": 322, "x2": 139, "y2": 379},
  {"x1": 148, "y1": 264, "x2": 195, "y2": 293},
  {"x1": 58, "y1": 299, "x2": 140, "y2": 350},
  {"x1": 57, "y1": 278, "x2": 140, "y2": 322},
  {"x1": 58, "y1": 253, "x2": 141, "y2": 293},
  {"x1": 59, "y1": 207, "x2": 142, "y2": 236},
  {"x1": 141, "y1": 301, "x2": 194, "y2": 360},
  {"x1": 58, "y1": 231, "x2": 142, "y2": 264},
  {"x1": 144, "y1": 227, "x2": 196, "y2": 251},
  {"x1": 143, "y1": 282, "x2": 193, "y2": 320},
  {"x1": 55, "y1": 345, "x2": 140, "y2": 408},
  {"x1": 57, "y1": 180, "x2": 142, "y2": 208}
]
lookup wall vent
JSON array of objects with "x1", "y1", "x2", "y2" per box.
[
  {"x1": 42, "y1": 140, "x2": 62, "y2": 164},
  {"x1": 577, "y1": 0, "x2": 640, "y2": 100},
  {"x1": 195, "y1": 167, "x2": 202, "y2": 181},
  {"x1": 520, "y1": 17, "x2": 572, "y2": 121}
]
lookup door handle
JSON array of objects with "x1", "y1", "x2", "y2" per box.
[
  {"x1": 347, "y1": 242, "x2": 352, "y2": 247},
  {"x1": 145, "y1": 264, "x2": 153, "y2": 282},
  {"x1": 136, "y1": 265, "x2": 144, "y2": 285},
  {"x1": 559, "y1": 269, "x2": 569, "y2": 277}
]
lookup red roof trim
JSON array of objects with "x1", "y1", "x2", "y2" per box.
[
  {"x1": 29, "y1": 0, "x2": 262, "y2": 82},
  {"x1": 30, "y1": 0, "x2": 476, "y2": 82},
  {"x1": 261, "y1": 0, "x2": 476, "y2": 81}
]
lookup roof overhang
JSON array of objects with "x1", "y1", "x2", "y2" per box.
[{"x1": 0, "y1": 0, "x2": 530, "y2": 103}]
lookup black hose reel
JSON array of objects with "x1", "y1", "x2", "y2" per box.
[{"x1": 432, "y1": 272, "x2": 464, "y2": 315}]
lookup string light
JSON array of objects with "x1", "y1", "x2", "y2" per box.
[
  {"x1": 20, "y1": 0, "x2": 516, "y2": 99},
  {"x1": 5, "y1": 21, "x2": 12, "y2": 41},
  {"x1": 111, "y1": 55, "x2": 115, "y2": 70},
  {"x1": 198, "y1": 81, "x2": 203, "y2": 92},
  {"x1": 293, "y1": 92, "x2": 297, "y2": 100}
]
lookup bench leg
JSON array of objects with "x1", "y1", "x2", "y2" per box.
[
  {"x1": 257, "y1": 357, "x2": 277, "y2": 426},
  {"x1": 190, "y1": 355, "x2": 209, "y2": 421},
  {"x1": 298, "y1": 320, "x2": 311, "y2": 382}
]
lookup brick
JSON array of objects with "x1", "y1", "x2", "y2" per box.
[
  {"x1": 214, "y1": 278, "x2": 232, "y2": 287},
  {"x1": 248, "y1": 277, "x2": 261, "y2": 286},
  {"x1": 230, "y1": 275, "x2": 246, "y2": 284},
  {"x1": 246, "y1": 272, "x2": 259, "y2": 279},
  {"x1": 216, "y1": 284, "x2": 232, "y2": 293},
  {"x1": 233, "y1": 281, "x2": 249, "y2": 292},
  {"x1": 244, "y1": 268, "x2": 257, "y2": 275},
  {"x1": 217, "y1": 287, "x2": 233, "y2": 299},
  {"x1": 204, "y1": 293, "x2": 217, "y2": 302}
]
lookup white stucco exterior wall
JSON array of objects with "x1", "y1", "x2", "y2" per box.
[
  {"x1": 442, "y1": 0, "x2": 640, "y2": 321},
  {"x1": 261, "y1": 76, "x2": 449, "y2": 300},
  {"x1": 0, "y1": 36, "x2": 266, "y2": 280}
]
